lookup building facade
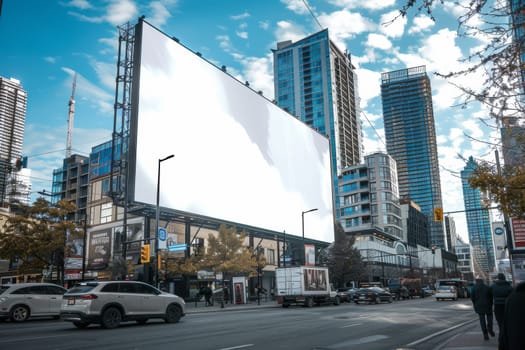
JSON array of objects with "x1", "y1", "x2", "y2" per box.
[
  {"x1": 444, "y1": 215, "x2": 458, "y2": 253},
  {"x1": 380, "y1": 66, "x2": 445, "y2": 250},
  {"x1": 400, "y1": 200, "x2": 430, "y2": 248},
  {"x1": 52, "y1": 154, "x2": 89, "y2": 222},
  {"x1": 460, "y1": 156, "x2": 496, "y2": 276},
  {"x1": 0, "y1": 77, "x2": 26, "y2": 206},
  {"x1": 272, "y1": 29, "x2": 362, "y2": 214},
  {"x1": 454, "y1": 238, "x2": 474, "y2": 279}
]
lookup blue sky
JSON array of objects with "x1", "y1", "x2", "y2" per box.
[{"x1": 0, "y1": 0, "x2": 501, "y2": 243}]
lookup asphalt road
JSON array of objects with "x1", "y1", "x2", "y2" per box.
[{"x1": 0, "y1": 297, "x2": 476, "y2": 350}]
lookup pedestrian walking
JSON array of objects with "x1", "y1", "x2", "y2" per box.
[
  {"x1": 492, "y1": 273, "x2": 512, "y2": 333},
  {"x1": 498, "y1": 281, "x2": 525, "y2": 350},
  {"x1": 471, "y1": 277, "x2": 495, "y2": 341}
]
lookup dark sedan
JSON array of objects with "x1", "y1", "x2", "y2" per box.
[
  {"x1": 354, "y1": 287, "x2": 393, "y2": 304},
  {"x1": 336, "y1": 288, "x2": 357, "y2": 303}
]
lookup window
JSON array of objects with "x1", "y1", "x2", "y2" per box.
[
  {"x1": 267, "y1": 248, "x2": 276, "y2": 265},
  {"x1": 101, "y1": 202, "x2": 112, "y2": 223}
]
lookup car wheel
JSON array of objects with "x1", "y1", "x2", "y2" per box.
[
  {"x1": 388, "y1": 296, "x2": 393, "y2": 303},
  {"x1": 73, "y1": 321, "x2": 90, "y2": 329},
  {"x1": 101, "y1": 307, "x2": 122, "y2": 329},
  {"x1": 10, "y1": 305, "x2": 30, "y2": 322},
  {"x1": 165, "y1": 304, "x2": 182, "y2": 323},
  {"x1": 136, "y1": 319, "x2": 148, "y2": 325},
  {"x1": 354, "y1": 301, "x2": 359, "y2": 304},
  {"x1": 305, "y1": 298, "x2": 314, "y2": 308},
  {"x1": 282, "y1": 303, "x2": 289, "y2": 308},
  {"x1": 334, "y1": 296, "x2": 341, "y2": 305},
  {"x1": 375, "y1": 296, "x2": 381, "y2": 304}
]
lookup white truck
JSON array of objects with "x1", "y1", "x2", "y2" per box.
[{"x1": 275, "y1": 266, "x2": 340, "y2": 307}]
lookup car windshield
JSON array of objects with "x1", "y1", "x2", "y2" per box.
[{"x1": 369, "y1": 287, "x2": 384, "y2": 292}]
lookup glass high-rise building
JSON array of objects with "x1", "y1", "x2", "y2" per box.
[
  {"x1": 461, "y1": 156, "x2": 496, "y2": 275},
  {"x1": 0, "y1": 77, "x2": 26, "y2": 205},
  {"x1": 380, "y1": 66, "x2": 446, "y2": 249},
  {"x1": 272, "y1": 29, "x2": 362, "y2": 215}
]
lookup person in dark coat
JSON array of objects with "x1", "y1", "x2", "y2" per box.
[
  {"x1": 471, "y1": 277, "x2": 495, "y2": 340},
  {"x1": 492, "y1": 273, "x2": 512, "y2": 333},
  {"x1": 498, "y1": 281, "x2": 525, "y2": 350}
]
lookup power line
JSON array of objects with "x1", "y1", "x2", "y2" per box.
[{"x1": 301, "y1": 0, "x2": 323, "y2": 30}]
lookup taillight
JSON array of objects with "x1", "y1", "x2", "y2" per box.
[{"x1": 80, "y1": 294, "x2": 98, "y2": 300}]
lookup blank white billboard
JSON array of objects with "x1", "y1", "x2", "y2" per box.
[{"x1": 129, "y1": 21, "x2": 334, "y2": 242}]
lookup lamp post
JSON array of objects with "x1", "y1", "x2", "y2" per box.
[
  {"x1": 155, "y1": 154, "x2": 174, "y2": 288},
  {"x1": 301, "y1": 208, "x2": 318, "y2": 265}
]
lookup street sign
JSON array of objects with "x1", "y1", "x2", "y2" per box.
[
  {"x1": 158, "y1": 228, "x2": 167, "y2": 249},
  {"x1": 168, "y1": 243, "x2": 187, "y2": 252}
]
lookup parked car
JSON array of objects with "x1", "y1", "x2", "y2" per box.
[
  {"x1": 435, "y1": 285, "x2": 458, "y2": 301},
  {"x1": 60, "y1": 281, "x2": 186, "y2": 329},
  {"x1": 422, "y1": 287, "x2": 434, "y2": 297},
  {"x1": 354, "y1": 287, "x2": 393, "y2": 304},
  {"x1": 336, "y1": 288, "x2": 357, "y2": 303},
  {"x1": 0, "y1": 283, "x2": 67, "y2": 322}
]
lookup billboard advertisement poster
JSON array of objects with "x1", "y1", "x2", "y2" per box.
[
  {"x1": 304, "y1": 244, "x2": 315, "y2": 266},
  {"x1": 511, "y1": 218, "x2": 525, "y2": 249},
  {"x1": 129, "y1": 20, "x2": 334, "y2": 243},
  {"x1": 88, "y1": 229, "x2": 112, "y2": 270},
  {"x1": 303, "y1": 268, "x2": 327, "y2": 291}
]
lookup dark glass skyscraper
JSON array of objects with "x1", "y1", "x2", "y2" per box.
[
  {"x1": 272, "y1": 29, "x2": 362, "y2": 216},
  {"x1": 461, "y1": 156, "x2": 496, "y2": 275},
  {"x1": 380, "y1": 66, "x2": 446, "y2": 249}
]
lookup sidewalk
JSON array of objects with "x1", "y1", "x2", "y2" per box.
[
  {"x1": 434, "y1": 320, "x2": 500, "y2": 350},
  {"x1": 185, "y1": 297, "x2": 279, "y2": 314}
]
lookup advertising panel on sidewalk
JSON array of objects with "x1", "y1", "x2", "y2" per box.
[
  {"x1": 87, "y1": 229, "x2": 112, "y2": 270},
  {"x1": 511, "y1": 218, "x2": 525, "y2": 249}
]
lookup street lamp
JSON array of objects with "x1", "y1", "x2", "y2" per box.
[
  {"x1": 301, "y1": 208, "x2": 318, "y2": 265},
  {"x1": 155, "y1": 154, "x2": 174, "y2": 288}
]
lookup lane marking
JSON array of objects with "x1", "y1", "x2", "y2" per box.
[
  {"x1": 342, "y1": 323, "x2": 362, "y2": 328},
  {"x1": 405, "y1": 318, "x2": 477, "y2": 347},
  {"x1": 219, "y1": 344, "x2": 254, "y2": 350}
]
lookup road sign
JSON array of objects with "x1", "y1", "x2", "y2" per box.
[
  {"x1": 168, "y1": 243, "x2": 187, "y2": 252},
  {"x1": 158, "y1": 228, "x2": 167, "y2": 250}
]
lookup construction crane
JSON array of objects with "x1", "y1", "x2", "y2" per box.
[{"x1": 65, "y1": 73, "x2": 77, "y2": 158}]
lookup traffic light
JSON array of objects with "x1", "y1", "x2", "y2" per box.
[
  {"x1": 140, "y1": 244, "x2": 150, "y2": 264},
  {"x1": 433, "y1": 208, "x2": 443, "y2": 222}
]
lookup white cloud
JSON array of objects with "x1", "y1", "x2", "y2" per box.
[
  {"x1": 366, "y1": 33, "x2": 392, "y2": 50},
  {"x1": 236, "y1": 31, "x2": 248, "y2": 39},
  {"x1": 44, "y1": 57, "x2": 57, "y2": 64},
  {"x1": 327, "y1": 0, "x2": 396, "y2": 10},
  {"x1": 281, "y1": 0, "x2": 310, "y2": 15},
  {"x1": 379, "y1": 10, "x2": 406, "y2": 38},
  {"x1": 239, "y1": 54, "x2": 275, "y2": 100},
  {"x1": 408, "y1": 15, "x2": 435, "y2": 35},
  {"x1": 105, "y1": 0, "x2": 138, "y2": 26},
  {"x1": 148, "y1": 1, "x2": 172, "y2": 28},
  {"x1": 355, "y1": 68, "x2": 381, "y2": 108},
  {"x1": 274, "y1": 21, "x2": 307, "y2": 43},
  {"x1": 259, "y1": 21, "x2": 270, "y2": 30},
  {"x1": 231, "y1": 12, "x2": 251, "y2": 20},
  {"x1": 67, "y1": 0, "x2": 92, "y2": 10},
  {"x1": 318, "y1": 10, "x2": 376, "y2": 50}
]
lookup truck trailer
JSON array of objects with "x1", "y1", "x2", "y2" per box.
[{"x1": 275, "y1": 266, "x2": 340, "y2": 307}]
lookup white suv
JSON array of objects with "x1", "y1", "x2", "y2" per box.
[
  {"x1": 60, "y1": 281, "x2": 185, "y2": 329},
  {"x1": 0, "y1": 283, "x2": 67, "y2": 322}
]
